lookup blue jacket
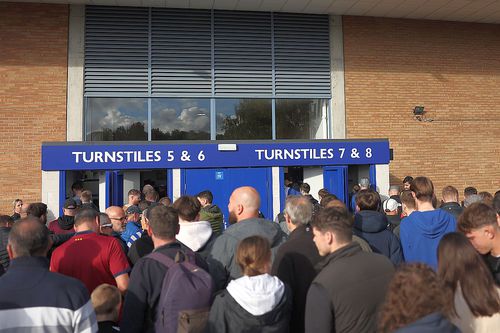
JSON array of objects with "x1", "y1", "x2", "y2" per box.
[
  {"x1": 353, "y1": 210, "x2": 404, "y2": 266},
  {"x1": 394, "y1": 313, "x2": 460, "y2": 333},
  {"x1": 400, "y1": 210, "x2": 456, "y2": 270},
  {"x1": 121, "y1": 221, "x2": 142, "y2": 247}
]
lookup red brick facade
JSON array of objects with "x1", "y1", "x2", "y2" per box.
[
  {"x1": 343, "y1": 16, "x2": 500, "y2": 200},
  {"x1": 0, "y1": 5, "x2": 498, "y2": 214},
  {"x1": 0, "y1": 3, "x2": 68, "y2": 214}
]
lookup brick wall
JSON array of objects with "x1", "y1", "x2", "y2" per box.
[
  {"x1": 343, "y1": 16, "x2": 500, "y2": 200},
  {"x1": 0, "y1": 3, "x2": 68, "y2": 214}
]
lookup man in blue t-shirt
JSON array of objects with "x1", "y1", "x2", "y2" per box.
[{"x1": 400, "y1": 177, "x2": 456, "y2": 270}]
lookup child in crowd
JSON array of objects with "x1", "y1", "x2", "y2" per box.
[{"x1": 91, "y1": 284, "x2": 122, "y2": 333}]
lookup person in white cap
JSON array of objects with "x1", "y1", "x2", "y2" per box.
[{"x1": 383, "y1": 198, "x2": 401, "y2": 232}]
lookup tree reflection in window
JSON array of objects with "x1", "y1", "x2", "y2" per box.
[
  {"x1": 216, "y1": 99, "x2": 272, "y2": 140},
  {"x1": 276, "y1": 99, "x2": 326, "y2": 139}
]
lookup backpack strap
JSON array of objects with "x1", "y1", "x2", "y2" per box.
[
  {"x1": 147, "y1": 251, "x2": 176, "y2": 268},
  {"x1": 147, "y1": 249, "x2": 197, "y2": 267}
]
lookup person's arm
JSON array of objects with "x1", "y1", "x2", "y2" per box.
[
  {"x1": 205, "y1": 294, "x2": 228, "y2": 333},
  {"x1": 73, "y1": 299, "x2": 98, "y2": 333},
  {"x1": 50, "y1": 232, "x2": 74, "y2": 247},
  {"x1": 399, "y1": 221, "x2": 410, "y2": 261},
  {"x1": 120, "y1": 261, "x2": 148, "y2": 333},
  {"x1": 305, "y1": 283, "x2": 334, "y2": 333},
  {"x1": 115, "y1": 273, "x2": 129, "y2": 295},
  {"x1": 271, "y1": 252, "x2": 295, "y2": 291},
  {"x1": 390, "y1": 234, "x2": 404, "y2": 265},
  {"x1": 208, "y1": 235, "x2": 231, "y2": 285},
  {"x1": 108, "y1": 237, "x2": 131, "y2": 294},
  {"x1": 127, "y1": 242, "x2": 140, "y2": 266}
]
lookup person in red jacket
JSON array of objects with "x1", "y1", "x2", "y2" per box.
[{"x1": 48, "y1": 199, "x2": 78, "y2": 235}]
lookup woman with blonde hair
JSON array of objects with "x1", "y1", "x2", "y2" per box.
[
  {"x1": 378, "y1": 263, "x2": 458, "y2": 332},
  {"x1": 438, "y1": 232, "x2": 500, "y2": 333},
  {"x1": 206, "y1": 235, "x2": 291, "y2": 333},
  {"x1": 11, "y1": 199, "x2": 23, "y2": 221}
]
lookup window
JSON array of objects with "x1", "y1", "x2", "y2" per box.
[
  {"x1": 276, "y1": 99, "x2": 328, "y2": 139},
  {"x1": 151, "y1": 99, "x2": 210, "y2": 140},
  {"x1": 215, "y1": 99, "x2": 272, "y2": 140},
  {"x1": 85, "y1": 98, "x2": 148, "y2": 141}
]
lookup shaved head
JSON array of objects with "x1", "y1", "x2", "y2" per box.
[
  {"x1": 228, "y1": 186, "x2": 261, "y2": 224},
  {"x1": 105, "y1": 206, "x2": 124, "y2": 217},
  {"x1": 105, "y1": 206, "x2": 126, "y2": 233}
]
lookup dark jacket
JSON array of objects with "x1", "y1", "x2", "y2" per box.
[
  {"x1": 206, "y1": 284, "x2": 292, "y2": 333},
  {"x1": 354, "y1": 210, "x2": 404, "y2": 265},
  {"x1": 386, "y1": 214, "x2": 402, "y2": 230},
  {"x1": 196, "y1": 232, "x2": 218, "y2": 260},
  {"x1": 209, "y1": 217, "x2": 288, "y2": 283},
  {"x1": 271, "y1": 224, "x2": 322, "y2": 333},
  {"x1": 120, "y1": 241, "x2": 209, "y2": 333},
  {"x1": 440, "y1": 202, "x2": 463, "y2": 221},
  {"x1": 0, "y1": 227, "x2": 10, "y2": 271},
  {"x1": 98, "y1": 321, "x2": 120, "y2": 333},
  {"x1": 394, "y1": 312, "x2": 460, "y2": 333},
  {"x1": 305, "y1": 243, "x2": 395, "y2": 333},
  {"x1": 81, "y1": 202, "x2": 99, "y2": 212},
  {"x1": 199, "y1": 204, "x2": 224, "y2": 235},
  {"x1": 485, "y1": 253, "x2": 500, "y2": 285},
  {"x1": 127, "y1": 232, "x2": 154, "y2": 266}
]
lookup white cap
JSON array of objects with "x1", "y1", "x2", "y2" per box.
[{"x1": 383, "y1": 198, "x2": 400, "y2": 212}]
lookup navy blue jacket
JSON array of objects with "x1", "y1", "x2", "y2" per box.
[
  {"x1": 394, "y1": 313, "x2": 460, "y2": 333},
  {"x1": 0, "y1": 256, "x2": 97, "y2": 332},
  {"x1": 353, "y1": 210, "x2": 404, "y2": 265}
]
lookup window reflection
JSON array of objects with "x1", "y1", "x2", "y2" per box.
[
  {"x1": 86, "y1": 98, "x2": 148, "y2": 141},
  {"x1": 216, "y1": 99, "x2": 272, "y2": 140},
  {"x1": 276, "y1": 99, "x2": 326, "y2": 139},
  {"x1": 151, "y1": 99, "x2": 210, "y2": 140}
]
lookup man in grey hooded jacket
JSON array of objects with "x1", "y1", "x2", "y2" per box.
[{"x1": 209, "y1": 186, "x2": 288, "y2": 286}]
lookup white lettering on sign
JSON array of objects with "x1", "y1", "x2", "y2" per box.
[
  {"x1": 72, "y1": 150, "x2": 162, "y2": 164},
  {"x1": 255, "y1": 148, "x2": 335, "y2": 161}
]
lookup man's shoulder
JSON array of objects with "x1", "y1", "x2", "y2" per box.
[
  {"x1": 278, "y1": 227, "x2": 312, "y2": 250},
  {"x1": 317, "y1": 247, "x2": 392, "y2": 280},
  {"x1": 0, "y1": 269, "x2": 89, "y2": 309},
  {"x1": 46, "y1": 270, "x2": 89, "y2": 294},
  {"x1": 47, "y1": 219, "x2": 58, "y2": 228}
]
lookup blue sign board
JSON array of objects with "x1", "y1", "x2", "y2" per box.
[{"x1": 41, "y1": 140, "x2": 390, "y2": 171}]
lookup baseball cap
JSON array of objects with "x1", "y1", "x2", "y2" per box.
[
  {"x1": 126, "y1": 205, "x2": 142, "y2": 215},
  {"x1": 359, "y1": 177, "x2": 370, "y2": 188},
  {"x1": 64, "y1": 198, "x2": 77, "y2": 210},
  {"x1": 383, "y1": 198, "x2": 400, "y2": 212}
]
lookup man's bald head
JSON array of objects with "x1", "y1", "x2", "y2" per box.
[
  {"x1": 228, "y1": 186, "x2": 261, "y2": 224},
  {"x1": 105, "y1": 206, "x2": 126, "y2": 233},
  {"x1": 8, "y1": 217, "x2": 49, "y2": 258},
  {"x1": 105, "y1": 206, "x2": 124, "y2": 216}
]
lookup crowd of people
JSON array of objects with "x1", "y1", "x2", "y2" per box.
[{"x1": 0, "y1": 176, "x2": 499, "y2": 333}]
